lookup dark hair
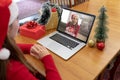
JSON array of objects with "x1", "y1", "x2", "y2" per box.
[{"x1": 0, "y1": 35, "x2": 36, "y2": 80}]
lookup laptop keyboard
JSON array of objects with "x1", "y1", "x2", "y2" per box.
[{"x1": 50, "y1": 33, "x2": 79, "y2": 49}]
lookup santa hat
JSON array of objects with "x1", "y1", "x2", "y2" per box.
[
  {"x1": 0, "y1": 0, "x2": 18, "y2": 60},
  {"x1": 71, "y1": 14, "x2": 78, "y2": 19}
]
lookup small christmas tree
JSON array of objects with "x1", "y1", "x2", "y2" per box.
[{"x1": 94, "y1": 6, "x2": 109, "y2": 42}]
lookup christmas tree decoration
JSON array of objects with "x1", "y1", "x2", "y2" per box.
[
  {"x1": 94, "y1": 6, "x2": 109, "y2": 43},
  {"x1": 96, "y1": 42, "x2": 105, "y2": 50},
  {"x1": 94, "y1": 6, "x2": 109, "y2": 50},
  {"x1": 88, "y1": 39, "x2": 95, "y2": 47}
]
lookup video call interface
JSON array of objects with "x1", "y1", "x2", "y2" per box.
[{"x1": 58, "y1": 9, "x2": 95, "y2": 42}]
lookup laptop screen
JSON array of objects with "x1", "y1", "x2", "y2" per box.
[{"x1": 57, "y1": 8, "x2": 96, "y2": 43}]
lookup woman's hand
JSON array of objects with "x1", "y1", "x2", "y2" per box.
[{"x1": 30, "y1": 44, "x2": 50, "y2": 59}]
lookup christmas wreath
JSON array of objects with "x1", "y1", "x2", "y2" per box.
[{"x1": 37, "y1": 2, "x2": 62, "y2": 25}]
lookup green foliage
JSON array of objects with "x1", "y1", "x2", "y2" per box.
[{"x1": 94, "y1": 6, "x2": 109, "y2": 41}]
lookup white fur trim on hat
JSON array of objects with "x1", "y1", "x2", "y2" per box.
[
  {"x1": 8, "y1": 1, "x2": 18, "y2": 25},
  {"x1": 0, "y1": 48, "x2": 10, "y2": 60}
]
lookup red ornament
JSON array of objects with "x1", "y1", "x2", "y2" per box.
[
  {"x1": 96, "y1": 42, "x2": 105, "y2": 50},
  {"x1": 51, "y1": 8, "x2": 57, "y2": 12}
]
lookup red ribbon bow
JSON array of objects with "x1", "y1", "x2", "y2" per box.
[{"x1": 26, "y1": 21, "x2": 37, "y2": 29}]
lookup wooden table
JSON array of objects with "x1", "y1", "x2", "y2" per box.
[{"x1": 15, "y1": 0, "x2": 120, "y2": 80}]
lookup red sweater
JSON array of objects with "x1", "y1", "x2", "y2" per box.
[
  {"x1": 66, "y1": 22, "x2": 80, "y2": 37},
  {"x1": 6, "y1": 44, "x2": 61, "y2": 80}
]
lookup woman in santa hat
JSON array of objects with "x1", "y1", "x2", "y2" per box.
[
  {"x1": 65, "y1": 14, "x2": 80, "y2": 37},
  {"x1": 0, "y1": 0, "x2": 61, "y2": 80}
]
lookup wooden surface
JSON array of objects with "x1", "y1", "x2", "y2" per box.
[{"x1": 15, "y1": 0, "x2": 120, "y2": 80}]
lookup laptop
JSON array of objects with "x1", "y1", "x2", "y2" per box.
[{"x1": 37, "y1": 8, "x2": 96, "y2": 60}]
